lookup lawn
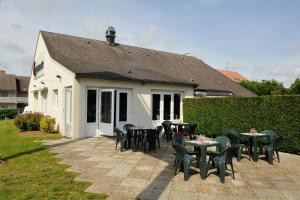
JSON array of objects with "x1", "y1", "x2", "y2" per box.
[{"x1": 0, "y1": 120, "x2": 106, "y2": 200}]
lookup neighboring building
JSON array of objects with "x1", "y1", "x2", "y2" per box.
[
  {"x1": 217, "y1": 69, "x2": 248, "y2": 82},
  {"x1": 28, "y1": 27, "x2": 254, "y2": 138},
  {"x1": 0, "y1": 69, "x2": 30, "y2": 112}
]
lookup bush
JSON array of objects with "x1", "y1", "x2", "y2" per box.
[
  {"x1": 40, "y1": 116, "x2": 56, "y2": 133},
  {"x1": 183, "y1": 95, "x2": 300, "y2": 154},
  {"x1": 0, "y1": 108, "x2": 18, "y2": 119},
  {"x1": 14, "y1": 112, "x2": 43, "y2": 131}
]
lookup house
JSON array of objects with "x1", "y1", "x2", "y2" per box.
[
  {"x1": 0, "y1": 69, "x2": 29, "y2": 112},
  {"x1": 217, "y1": 69, "x2": 248, "y2": 82},
  {"x1": 28, "y1": 27, "x2": 254, "y2": 138}
]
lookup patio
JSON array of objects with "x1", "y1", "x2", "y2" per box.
[{"x1": 45, "y1": 136, "x2": 300, "y2": 200}]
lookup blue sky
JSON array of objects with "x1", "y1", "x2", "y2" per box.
[{"x1": 0, "y1": 0, "x2": 299, "y2": 86}]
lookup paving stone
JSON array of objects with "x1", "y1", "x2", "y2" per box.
[{"x1": 43, "y1": 137, "x2": 300, "y2": 200}]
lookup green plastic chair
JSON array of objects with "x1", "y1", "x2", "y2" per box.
[
  {"x1": 225, "y1": 129, "x2": 250, "y2": 161},
  {"x1": 209, "y1": 145, "x2": 237, "y2": 183},
  {"x1": 208, "y1": 136, "x2": 231, "y2": 167},
  {"x1": 172, "y1": 143, "x2": 197, "y2": 181},
  {"x1": 162, "y1": 121, "x2": 173, "y2": 142},
  {"x1": 114, "y1": 128, "x2": 128, "y2": 152},
  {"x1": 260, "y1": 130, "x2": 278, "y2": 146},
  {"x1": 261, "y1": 135, "x2": 283, "y2": 164}
]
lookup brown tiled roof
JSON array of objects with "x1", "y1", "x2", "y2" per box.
[
  {"x1": 0, "y1": 74, "x2": 30, "y2": 91},
  {"x1": 40, "y1": 31, "x2": 254, "y2": 96},
  {"x1": 217, "y1": 69, "x2": 247, "y2": 82}
]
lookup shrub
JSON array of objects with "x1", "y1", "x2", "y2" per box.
[
  {"x1": 0, "y1": 108, "x2": 18, "y2": 119},
  {"x1": 40, "y1": 116, "x2": 56, "y2": 133},
  {"x1": 14, "y1": 112, "x2": 43, "y2": 131},
  {"x1": 183, "y1": 95, "x2": 300, "y2": 154}
]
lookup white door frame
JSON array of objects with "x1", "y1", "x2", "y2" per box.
[
  {"x1": 64, "y1": 87, "x2": 72, "y2": 137},
  {"x1": 115, "y1": 90, "x2": 131, "y2": 130},
  {"x1": 85, "y1": 88, "x2": 99, "y2": 136}
]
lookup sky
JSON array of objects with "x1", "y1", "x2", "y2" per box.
[{"x1": 0, "y1": 0, "x2": 299, "y2": 86}]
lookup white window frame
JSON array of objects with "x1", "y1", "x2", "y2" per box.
[{"x1": 151, "y1": 91, "x2": 183, "y2": 123}]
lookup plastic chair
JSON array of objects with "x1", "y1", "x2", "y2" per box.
[
  {"x1": 261, "y1": 135, "x2": 283, "y2": 164},
  {"x1": 208, "y1": 136, "x2": 231, "y2": 165},
  {"x1": 209, "y1": 145, "x2": 237, "y2": 183},
  {"x1": 172, "y1": 143, "x2": 197, "y2": 181},
  {"x1": 123, "y1": 124, "x2": 135, "y2": 132},
  {"x1": 188, "y1": 123, "x2": 197, "y2": 140},
  {"x1": 114, "y1": 128, "x2": 128, "y2": 152},
  {"x1": 142, "y1": 129, "x2": 157, "y2": 153},
  {"x1": 225, "y1": 129, "x2": 250, "y2": 161},
  {"x1": 162, "y1": 121, "x2": 173, "y2": 142}
]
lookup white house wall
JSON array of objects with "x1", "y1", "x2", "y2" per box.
[
  {"x1": 28, "y1": 32, "x2": 75, "y2": 136},
  {"x1": 77, "y1": 78, "x2": 194, "y2": 138}
]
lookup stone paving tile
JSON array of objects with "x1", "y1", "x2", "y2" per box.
[{"x1": 44, "y1": 137, "x2": 300, "y2": 200}]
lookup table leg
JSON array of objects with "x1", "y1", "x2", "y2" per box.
[
  {"x1": 133, "y1": 131, "x2": 137, "y2": 151},
  {"x1": 199, "y1": 146, "x2": 208, "y2": 180},
  {"x1": 253, "y1": 137, "x2": 258, "y2": 161}
]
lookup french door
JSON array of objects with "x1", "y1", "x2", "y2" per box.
[{"x1": 98, "y1": 89, "x2": 114, "y2": 136}]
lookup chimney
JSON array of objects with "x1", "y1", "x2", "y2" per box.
[
  {"x1": 106, "y1": 26, "x2": 116, "y2": 45},
  {"x1": 0, "y1": 69, "x2": 6, "y2": 75}
]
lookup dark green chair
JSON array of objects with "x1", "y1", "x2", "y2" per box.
[
  {"x1": 123, "y1": 124, "x2": 135, "y2": 132},
  {"x1": 259, "y1": 130, "x2": 278, "y2": 146},
  {"x1": 225, "y1": 129, "x2": 250, "y2": 161},
  {"x1": 261, "y1": 135, "x2": 283, "y2": 164},
  {"x1": 209, "y1": 145, "x2": 237, "y2": 183},
  {"x1": 188, "y1": 123, "x2": 197, "y2": 140},
  {"x1": 155, "y1": 125, "x2": 163, "y2": 149},
  {"x1": 142, "y1": 129, "x2": 157, "y2": 153},
  {"x1": 172, "y1": 143, "x2": 197, "y2": 181},
  {"x1": 208, "y1": 136, "x2": 231, "y2": 166},
  {"x1": 114, "y1": 128, "x2": 128, "y2": 152},
  {"x1": 162, "y1": 121, "x2": 173, "y2": 142}
]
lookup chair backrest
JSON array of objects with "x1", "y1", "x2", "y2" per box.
[
  {"x1": 155, "y1": 125, "x2": 163, "y2": 135},
  {"x1": 225, "y1": 128, "x2": 238, "y2": 135},
  {"x1": 114, "y1": 128, "x2": 123, "y2": 139},
  {"x1": 145, "y1": 129, "x2": 156, "y2": 140},
  {"x1": 215, "y1": 136, "x2": 231, "y2": 152},
  {"x1": 173, "y1": 135, "x2": 185, "y2": 145},
  {"x1": 123, "y1": 124, "x2": 135, "y2": 131},
  {"x1": 162, "y1": 121, "x2": 172, "y2": 133},
  {"x1": 261, "y1": 130, "x2": 278, "y2": 143},
  {"x1": 225, "y1": 129, "x2": 239, "y2": 146},
  {"x1": 172, "y1": 143, "x2": 188, "y2": 160}
]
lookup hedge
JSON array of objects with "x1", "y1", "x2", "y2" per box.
[
  {"x1": 183, "y1": 95, "x2": 300, "y2": 154},
  {"x1": 0, "y1": 108, "x2": 18, "y2": 119}
]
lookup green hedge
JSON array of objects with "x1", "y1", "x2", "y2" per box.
[
  {"x1": 0, "y1": 108, "x2": 18, "y2": 119},
  {"x1": 183, "y1": 95, "x2": 300, "y2": 154}
]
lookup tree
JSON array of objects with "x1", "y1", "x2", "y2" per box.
[
  {"x1": 289, "y1": 78, "x2": 300, "y2": 94},
  {"x1": 240, "y1": 79, "x2": 286, "y2": 96}
]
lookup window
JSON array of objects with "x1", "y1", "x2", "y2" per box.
[
  {"x1": 163, "y1": 95, "x2": 171, "y2": 120},
  {"x1": 119, "y1": 93, "x2": 127, "y2": 122},
  {"x1": 0, "y1": 91, "x2": 9, "y2": 97},
  {"x1": 41, "y1": 90, "x2": 48, "y2": 114},
  {"x1": 87, "y1": 90, "x2": 96, "y2": 123},
  {"x1": 53, "y1": 89, "x2": 58, "y2": 110},
  {"x1": 152, "y1": 94, "x2": 160, "y2": 120},
  {"x1": 173, "y1": 93, "x2": 181, "y2": 119},
  {"x1": 33, "y1": 92, "x2": 38, "y2": 111},
  {"x1": 101, "y1": 91, "x2": 112, "y2": 123}
]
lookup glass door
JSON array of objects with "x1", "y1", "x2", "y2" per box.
[{"x1": 99, "y1": 89, "x2": 114, "y2": 136}]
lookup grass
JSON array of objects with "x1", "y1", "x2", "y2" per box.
[{"x1": 0, "y1": 120, "x2": 106, "y2": 200}]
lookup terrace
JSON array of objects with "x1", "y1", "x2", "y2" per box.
[{"x1": 45, "y1": 136, "x2": 300, "y2": 199}]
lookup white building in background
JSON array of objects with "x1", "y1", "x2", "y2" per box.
[
  {"x1": 0, "y1": 69, "x2": 29, "y2": 112},
  {"x1": 28, "y1": 27, "x2": 253, "y2": 139}
]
